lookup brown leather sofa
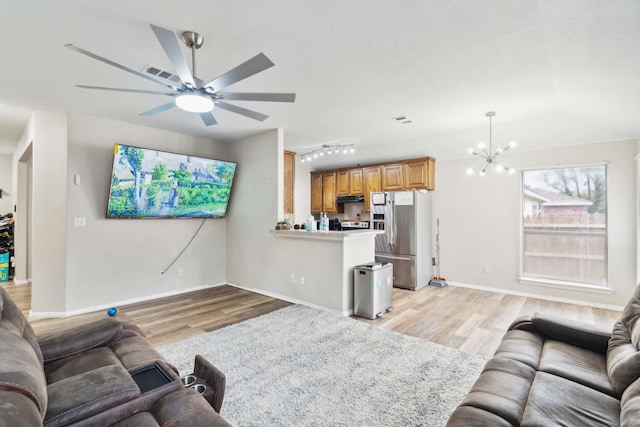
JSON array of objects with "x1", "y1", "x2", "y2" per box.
[
  {"x1": 0, "y1": 286, "x2": 231, "y2": 426},
  {"x1": 447, "y1": 286, "x2": 640, "y2": 426}
]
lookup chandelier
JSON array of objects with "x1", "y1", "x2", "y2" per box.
[
  {"x1": 300, "y1": 144, "x2": 355, "y2": 163},
  {"x1": 466, "y1": 111, "x2": 517, "y2": 176}
]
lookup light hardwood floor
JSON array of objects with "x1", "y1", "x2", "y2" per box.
[{"x1": 3, "y1": 281, "x2": 621, "y2": 357}]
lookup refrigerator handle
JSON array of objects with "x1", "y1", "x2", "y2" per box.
[{"x1": 387, "y1": 198, "x2": 396, "y2": 247}]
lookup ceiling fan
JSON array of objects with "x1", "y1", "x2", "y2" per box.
[{"x1": 65, "y1": 24, "x2": 296, "y2": 126}]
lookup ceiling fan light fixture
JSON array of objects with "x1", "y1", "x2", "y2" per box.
[{"x1": 175, "y1": 93, "x2": 214, "y2": 113}]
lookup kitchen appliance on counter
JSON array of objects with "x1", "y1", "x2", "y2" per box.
[
  {"x1": 353, "y1": 262, "x2": 393, "y2": 319},
  {"x1": 341, "y1": 221, "x2": 370, "y2": 231},
  {"x1": 371, "y1": 191, "x2": 432, "y2": 290}
]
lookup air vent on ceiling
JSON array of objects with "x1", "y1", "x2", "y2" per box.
[
  {"x1": 144, "y1": 66, "x2": 181, "y2": 84},
  {"x1": 392, "y1": 115, "x2": 413, "y2": 124}
]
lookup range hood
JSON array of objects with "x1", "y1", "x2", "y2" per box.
[{"x1": 337, "y1": 195, "x2": 365, "y2": 203}]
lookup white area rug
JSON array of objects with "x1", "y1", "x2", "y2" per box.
[{"x1": 159, "y1": 305, "x2": 487, "y2": 427}]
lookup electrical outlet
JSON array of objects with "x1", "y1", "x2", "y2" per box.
[
  {"x1": 482, "y1": 265, "x2": 490, "y2": 274},
  {"x1": 290, "y1": 274, "x2": 296, "y2": 284},
  {"x1": 300, "y1": 276, "x2": 305, "y2": 285},
  {"x1": 160, "y1": 272, "x2": 165, "y2": 279},
  {"x1": 73, "y1": 217, "x2": 86, "y2": 227},
  {"x1": 178, "y1": 268, "x2": 184, "y2": 276}
]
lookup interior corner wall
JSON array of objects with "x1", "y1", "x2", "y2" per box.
[
  {"x1": 0, "y1": 155, "x2": 12, "y2": 214},
  {"x1": 64, "y1": 113, "x2": 228, "y2": 313},
  {"x1": 226, "y1": 129, "x2": 283, "y2": 291},
  {"x1": 30, "y1": 111, "x2": 69, "y2": 313},
  {"x1": 433, "y1": 138, "x2": 637, "y2": 307}
]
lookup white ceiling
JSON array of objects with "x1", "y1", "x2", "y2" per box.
[{"x1": 1, "y1": 1, "x2": 639, "y2": 168}]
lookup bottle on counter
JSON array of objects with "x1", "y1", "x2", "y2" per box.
[{"x1": 321, "y1": 212, "x2": 329, "y2": 232}]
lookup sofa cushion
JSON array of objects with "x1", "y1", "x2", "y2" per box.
[
  {"x1": 110, "y1": 336, "x2": 170, "y2": 371},
  {"x1": 0, "y1": 389, "x2": 44, "y2": 427},
  {"x1": 0, "y1": 329, "x2": 48, "y2": 416},
  {"x1": 38, "y1": 318, "x2": 123, "y2": 363},
  {"x1": 454, "y1": 357, "x2": 536, "y2": 425},
  {"x1": 521, "y1": 371, "x2": 620, "y2": 426},
  {"x1": 45, "y1": 347, "x2": 122, "y2": 384},
  {"x1": 539, "y1": 340, "x2": 614, "y2": 397},
  {"x1": 492, "y1": 330, "x2": 544, "y2": 369},
  {"x1": 0, "y1": 287, "x2": 44, "y2": 367},
  {"x1": 44, "y1": 365, "x2": 139, "y2": 427}
]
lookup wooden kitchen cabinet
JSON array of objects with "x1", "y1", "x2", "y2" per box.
[
  {"x1": 336, "y1": 170, "x2": 350, "y2": 196},
  {"x1": 363, "y1": 167, "x2": 381, "y2": 213},
  {"x1": 322, "y1": 172, "x2": 338, "y2": 213},
  {"x1": 310, "y1": 173, "x2": 323, "y2": 214},
  {"x1": 404, "y1": 158, "x2": 435, "y2": 190},
  {"x1": 349, "y1": 168, "x2": 363, "y2": 194},
  {"x1": 382, "y1": 164, "x2": 404, "y2": 190},
  {"x1": 283, "y1": 150, "x2": 295, "y2": 214}
]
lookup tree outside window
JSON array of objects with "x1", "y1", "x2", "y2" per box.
[{"x1": 521, "y1": 165, "x2": 607, "y2": 286}]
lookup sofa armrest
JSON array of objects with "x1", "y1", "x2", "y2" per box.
[
  {"x1": 37, "y1": 318, "x2": 124, "y2": 362},
  {"x1": 531, "y1": 312, "x2": 612, "y2": 354},
  {"x1": 507, "y1": 315, "x2": 534, "y2": 332}
]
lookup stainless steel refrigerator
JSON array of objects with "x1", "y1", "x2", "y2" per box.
[{"x1": 371, "y1": 191, "x2": 432, "y2": 290}]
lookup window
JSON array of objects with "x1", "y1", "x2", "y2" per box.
[{"x1": 521, "y1": 164, "x2": 607, "y2": 287}]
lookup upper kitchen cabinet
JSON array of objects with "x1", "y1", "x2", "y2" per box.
[
  {"x1": 404, "y1": 157, "x2": 435, "y2": 190},
  {"x1": 363, "y1": 167, "x2": 381, "y2": 213},
  {"x1": 284, "y1": 150, "x2": 295, "y2": 215},
  {"x1": 322, "y1": 172, "x2": 338, "y2": 213},
  {"x1": 349, "y1": 168, "x2": 363, "y2": 195},
  {"x1": 310, "y1": 173, "x2": 324, "y2": 214},
  {"x1": 336, "y1": 170, "x2": 350, "y2": 196},
  {"x1": 382, "y1": 164, "x2": 404, "y2": 191}
]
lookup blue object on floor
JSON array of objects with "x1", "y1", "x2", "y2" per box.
[{"x1": 107, "y1": 307, "x2": 118, "y2": 317}]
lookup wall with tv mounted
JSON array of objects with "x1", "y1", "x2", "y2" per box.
[{"x1": 65, "y1": 113, "x2": 230, "y2": 312}]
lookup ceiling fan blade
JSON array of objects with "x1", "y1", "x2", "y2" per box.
[
  {"x1": 76, "y1": 85, "x2": 177, "y2": 96},
  {"x1": 65, "y1": 44, "x2": 179, "y2": 90},
  {"x1": 215, "y1": 101, "x2": 269, "y2": 122},
  {"x1": 200, "y1": 112, "x2": 218, "y2": 126},
  {"x1": 149, "y1": 24, "x2": 196, "y2": 88},
  {"x1": 216, "y1": 92, "x2": 296, "y2": 103},
  {"x1": 139, "y1": 101, "x2": 176, "y2": 117},
  {"x1": 203, "y1": 53, "x2": 275, "y2": 92}
]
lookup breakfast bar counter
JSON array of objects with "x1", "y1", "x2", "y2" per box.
[{"x1": 270, "y1": 228, "x2": 383, "y2": 315}]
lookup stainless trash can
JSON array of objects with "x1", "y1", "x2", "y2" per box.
[{"x1": 353, "y1": 262, "x2": 393, "y2": 319}]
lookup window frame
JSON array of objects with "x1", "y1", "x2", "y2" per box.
[{"x1": 518, "y1": 162, "x2": 609, "y2": 291}]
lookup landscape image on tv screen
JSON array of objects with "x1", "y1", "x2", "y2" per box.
[{"x1": 106, "y1": 144, "x2": 237, "y2": 218}]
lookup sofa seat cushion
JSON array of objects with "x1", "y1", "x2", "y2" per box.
[
  {"x1": 539, "y1": 340, "x2": 614, "y2": 397},
  {"x1": 521, "y1": 372, "x2": 620, "y2": 426},
  {"x1": 44, "y1": 365, "x2": 139, "y2": 427},
  {"x1": 45, "y1": 347, "x2": 122, "y2": 384}
]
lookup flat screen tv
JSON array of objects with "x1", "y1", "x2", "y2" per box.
[{"x1": 106, "y1": 144, "x2": 237, "y2": 218}]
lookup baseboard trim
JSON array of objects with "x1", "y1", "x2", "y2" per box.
[
  {"x1": 29, "y1": 282, "x2": 227, "y2": 318},
  {"x1": 226, "y1": 282, "x2": 348, "y2": 316},
  {"x1": 13, "y1": 279, "x2": 30, "y2": 286},
  {"x1": 448, "y1": 281, "x2": 625, "y2": 311}
]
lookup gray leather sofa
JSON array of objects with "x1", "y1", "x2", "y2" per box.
[
  {"x1": 447, "y1": 286, "x2": 640, "y2": 426},
  {"x1": 0, "y1": 286, "x2": 231, "y2": 426}
]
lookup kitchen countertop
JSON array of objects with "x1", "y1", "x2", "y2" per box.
[{"x1": 270, "y1": 229, "x2": 383, "y2": 241}]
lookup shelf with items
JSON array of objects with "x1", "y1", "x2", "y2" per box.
[{"x1": 0, "y1": 213, "x2": 14, "y2": 282}]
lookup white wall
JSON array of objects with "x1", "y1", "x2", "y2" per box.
[
  {"x1": 294, "y1": 159, "x2": 312, "y2": 224},
  {"x1": 433, "y1": 138, "x2": 637, "y2": 307},
  {"x1": 227, "y1": 129, "x2": 368, "y2": 311},
  {"x1": 0, "y1": 155, "x2": 12, "y2": 214},
  {"x1": 63, "y1": 113, "x2": 229, "y2": 312}
]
